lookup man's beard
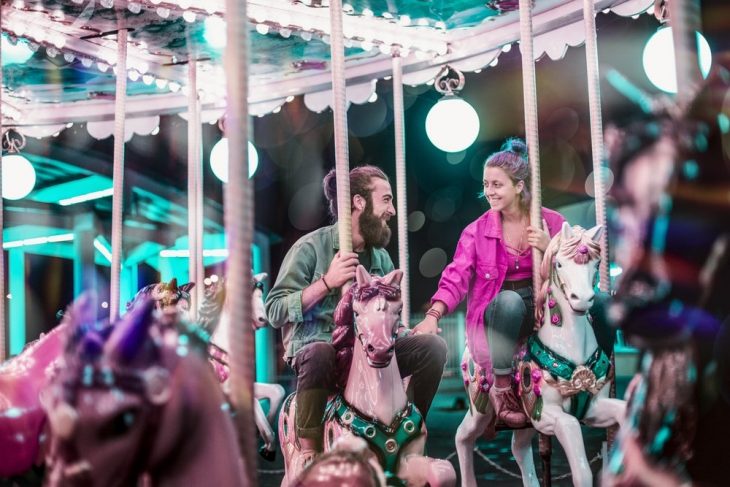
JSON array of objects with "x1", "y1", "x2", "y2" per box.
[{"x1": 359, "y1": 203, "x2": 391, "y2": 248}]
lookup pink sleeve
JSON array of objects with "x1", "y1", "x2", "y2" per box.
[
  {"x1": 431, "y1": 225, "x2": 477, "y2": 314},
  {"x1": 544, "y1": 209, "x2": 566, "y2": 238}
]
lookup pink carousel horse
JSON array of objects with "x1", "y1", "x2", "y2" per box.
[
  {"x1": 278, "y1": 266, "x2": 456, "y2": 487},
  {"x1": 200, "y1": 273, "x2": 286, "y2": 460},
  {"x1": 0, "y1": 324, "x2": 65, "y2": 477},
  {"x1": 456, "y1": 223, "x2": 626, "y2": 487},
  {"x1": 41, "y1": 294, "x2": 245, "y2": 486}
]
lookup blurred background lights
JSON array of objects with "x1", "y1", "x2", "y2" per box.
[
  {"x1": 426, "y1": 96, "x2": 480, "y2": 152},
  {"x1": 2, "y1": 154, "x2": 37, "y2": 200},
  {"x1": 642, "y1": 27, "x2": 711, "y2": 94},
  {"x1": 209, "y1": 138, "x2": 259, "y2": 182},
  {"x1": 1, "y1": 34, "x2": 34, "y2": 65},
  {"x1": 204, "y1": 16, "x2": 226, "y2": 49}
]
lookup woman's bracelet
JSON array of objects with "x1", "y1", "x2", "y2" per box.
[
  {"x1": 321, "y1": 275, "x2": 332, "y2": 292},
  {"x1": 426, "y1": 307, "x2": 442, "y2": 321}
]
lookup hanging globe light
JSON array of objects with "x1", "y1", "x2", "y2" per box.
[
  {"x1": 1, "y1": 34, "x2": 35, "y2": 66},
  {"x1": 209, "y1": 138, "x2": 259, "y2": 182},
  {"x1": 425, "y1": 66, "x2": 480, "y2": 153},
  {"x1": 2, "y1": 131, "x2": 36, "y2": 200},
  {"x1": 642, "y1": 26, "x2": 712, "y2": 94}
]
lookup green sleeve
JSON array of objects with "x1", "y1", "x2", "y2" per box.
[{"x1": 264, "y1": 242, "x2": 316, "y2": 329}]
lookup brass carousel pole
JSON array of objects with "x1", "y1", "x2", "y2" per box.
[
  {"x1": 330, "y1": 0, "x2": 353, "y2": 256},
  {"x1": 224, "y1": 0, "x2": 257, "y2": 484},
  {"x1": 109, "y1": 28, "x2": 128, "y2": 322},
  {"x1": 0, "y1": 3, "x2": 6, "y2": 361}
]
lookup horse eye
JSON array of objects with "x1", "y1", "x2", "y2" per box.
[
  {"x1": 555, "y1": 261, "x2": 562, "y2": 269},
  {"x1": 100, "y1": 409, "x2": 139, "y2": 439}
]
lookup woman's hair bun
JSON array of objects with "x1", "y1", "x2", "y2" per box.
[{"x1": 501, "y1": 137, "x2": 528, "y2": 157}]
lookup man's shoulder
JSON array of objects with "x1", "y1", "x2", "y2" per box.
[{"x1": 293, "y1": 224, "x2": 336, "y2": 247}]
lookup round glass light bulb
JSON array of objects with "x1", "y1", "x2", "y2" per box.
[
  {"x1": 425, "y1": 96, "x2": 480, "y2": 153},
  {"x1": 2, "y1": 154, "x2": 37, "y2": 200},
  {"x1": 642, "y1": 27, "x2": 711, "y2": 94},
  {"x1": 210, "y1": 138, "x2": 259, "y2": 182},
  {"x1": 1, "y1": 34, "x2": 35, "y2": 65}
]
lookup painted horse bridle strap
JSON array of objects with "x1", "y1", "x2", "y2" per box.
[
  {"x1": 328, "y1": 395, "x2": 422, "y2": 486},
  {"x1": 525, "y1": 335, "x2": 612, "y2": 420}
]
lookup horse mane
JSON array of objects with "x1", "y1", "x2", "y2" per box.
[
  {"x1": 535, "y1": 226, "x2": 601, "y2": 327},
  {"x1": 331, "y1": 278, "x2": 401, "y2": 391},
  {"x1": 126, "y1": 279, "x2": 194, "y2": 312},
  {"x1": 198, "y1": 281, "x2": 227, "y2": 335}
]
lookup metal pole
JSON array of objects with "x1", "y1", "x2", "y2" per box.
[{"x1": 224, "y1": 0, "x2": 256, "y2": 484}]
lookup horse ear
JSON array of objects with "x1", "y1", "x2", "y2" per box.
[
  {"x1": 179, "y1": 282, "x2": 195, "y2": 293},
  {"x1": 355, "y1": 265, "x2": 371, "y2": 287},
  {"x1": 253, "y1": 272, "x2": 268, "y2": 283},
  {"x1": 381, "y1": 269, "x2": 403, "y2": 287},
  {"x1": 585, "y1": 225, "x2": 603, "y2": 243},
  {"x1": 560, "y1": 221, "x2": 573, "y2": 241},
  {"x1": 105, "y1": 298, "x2": 156, "y2": 364},
  {"x1": 168, "y1": 278, "x2": 178, "y2": 290}
]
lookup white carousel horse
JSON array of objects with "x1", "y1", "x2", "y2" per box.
[
  {"x1": 278, "y1": 266, "x2": 456, "y2": 487},
  {"x1": 456, "y1": 223, "x2": 626, "y2": 487},
  {"x1": 202, "y1": 273, "x2": 286, "y2": 460}
]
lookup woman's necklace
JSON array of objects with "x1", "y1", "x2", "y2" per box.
[{"x1": 504, "y1": 219, "x2": 527, "y2": 270}]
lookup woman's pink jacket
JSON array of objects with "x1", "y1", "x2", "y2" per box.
[{"x1": 431, "y1": 208, "x2": 566, "y2": 371}]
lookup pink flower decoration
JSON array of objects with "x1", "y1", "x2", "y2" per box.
[
  {"x1": 548, "y1": 298, "x2": 556, "y2": 309},
  {"x1": 533, "y1": 385, "x2": 542, "y2": 396},
  {"x1": 578, "y1": 244, "x2": 589, "y2": 254},
  {"x1": 551, "y1": 313, "x2": 561, "y2": 325},
  {"x1": 531, "y1": 369, "x2": 542, "y2": 383}
]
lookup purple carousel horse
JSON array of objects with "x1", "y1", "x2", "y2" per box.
[
  {"x1": 0, "y1": 276, "x2": 271, "y2": 477},
  {"x1": 278, "y1": 266, "x2": 456, "y2": 487},
  {"x1": 41, "y1": 294, "x2": 245, "y2": 486}
]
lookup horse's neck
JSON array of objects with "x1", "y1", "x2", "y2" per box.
[
  {"x1": 150, "y1": 356, "x2": 243, "y2": 486},
  {"x1": 210, "y1": 313, "x2": 230, "y2": 352},
  {"x1": 538, "y1": 284, "x2": 597, "y2": 365},
  {"x1": 343, "y1": 344, "x2": 407, "y2": 426}
]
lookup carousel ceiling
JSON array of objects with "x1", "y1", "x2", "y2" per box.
[{"x1": 1, "y1": 0, "x2": 653, "y2": 129}]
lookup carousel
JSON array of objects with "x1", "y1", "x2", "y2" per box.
[{"x1": 1, "y1": 0, "x2": 728, "y2": 486}]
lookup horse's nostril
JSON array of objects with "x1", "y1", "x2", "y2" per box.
[
  {"x1": 367, "y1": 344, "x2": 375, "y2": 353},
  {"x1": 387, "y1": 346, "x2": 394, "y2": 354},
  {"x1": 570, "y1": 293, "x2": 579, "y2": 301},
  {"x1": 258, "y1": 316, "x2": 267, "y2": 323}
]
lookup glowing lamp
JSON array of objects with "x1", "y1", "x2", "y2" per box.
[
  {"x1": 2, "y1": 154, "x2": 37, "y2": 200},
  {"x1": 426, "y1": 96, "x2": 480, "y2": 153},
  {"x1": 1, "y1": 34, "x2": 34, "y2": 65},
  {"x1": 642, "y1": 27, "x2": 711, "y2": 94},
  {"x1": 203, "y1": 16, "x2": 226, "y2": 49},
  {"x1": 210, "y1": 138, "x2": 259, "y2": 182},
  {"x1": 425, "y1": 65, "x2": 480, "y2": 153}
]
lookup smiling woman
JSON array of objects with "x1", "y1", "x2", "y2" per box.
[{"x1": 413, "y1": 137, "x2": 566, "y2": 428}]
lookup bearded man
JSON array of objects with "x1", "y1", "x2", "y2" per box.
[{"x1": 265, "y1": 165, "x2": 447, "y2": 470}]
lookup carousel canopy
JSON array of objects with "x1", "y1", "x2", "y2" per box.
[{"x1": 2, "y1": 0, "x2": 653, "y2": 131}]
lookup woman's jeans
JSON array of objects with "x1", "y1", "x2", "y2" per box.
[{"x1": 485, "y1": 288, "x2": 534, "y2": 375}]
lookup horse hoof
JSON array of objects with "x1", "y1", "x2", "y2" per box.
[{"x1": 259, "y1": 447, "x2": 276, "y2": 462}]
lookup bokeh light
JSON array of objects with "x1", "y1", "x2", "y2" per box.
[
  {"x1": 419, "y1": 248, "x2": 448, "y2": 278},
  {"x1": 408, "y1": 211, "x2": 426, "y2": 232},
  {"x1": 584, "y1": 167, "x2": 614, "y2": 197},
  {"x1": 642, "y1": 27, "x2": 711, "y2": 94},
  {"x1": 209, "y1": 138, "x2": 259, "y2": 182},
  {"x1": 426, "y1": 96, "x2": 480, "y2": 153}
]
